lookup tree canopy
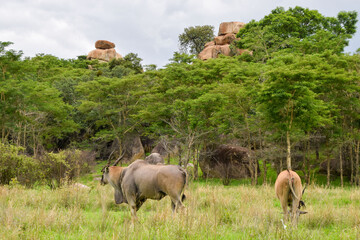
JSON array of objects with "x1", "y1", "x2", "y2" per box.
[
  {"x1": 236, "y1": 6, "x2": 358, "y2": 62},
  {"x1": 178, "y1": 25, "x2": 215, "y2": 55}
]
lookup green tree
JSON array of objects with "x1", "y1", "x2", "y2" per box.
[
  {"x1": 313, "y1": 53, "x2": 360, "y2": 186},
  {"x1": 237, "y1": 6, "x2": 358, "y2": 62},
  {"x1": 0, "y1": 41, "x2": 23, "y2": 80},
  {"x1": 178, "y1": 25, "x2": 215, "y2": 55},
  {"x1": 77, "y1": 74, "x2": 148, "y2": 158},
  {"x1": 257, "y1": 53, "x2": 331, "y2": 170},
  {"x1": 0, "y1": 77, "x2": 78, "y2": 153},
  {"x1": 108, "y1": 53, "x2": 143, "y2": 76},
  {"x1": 137, "y1": 55, "x2": 263, "y2": 180}
]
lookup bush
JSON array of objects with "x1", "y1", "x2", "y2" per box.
[
  {"x1": 0, "y1": 142, "x2": 95, "y2": 187},
  {"x1": 0, "y1": 142, "x2": 39, "y2": 186},
  {"x1": 39, "y1": 149, "x2": 96, "y2": 187}
]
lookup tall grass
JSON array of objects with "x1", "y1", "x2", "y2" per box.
[{"x1": 0, "y1": 180, "x2": 359, "y2": 239}]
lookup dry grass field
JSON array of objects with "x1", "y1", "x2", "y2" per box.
[{"x1": 0, "y1": 178, "x2": 360, "y2": 240}]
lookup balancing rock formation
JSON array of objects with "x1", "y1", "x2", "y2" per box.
[
  {"x1": 198, "y1": 22, "x2": 248, "y2": 60},
  {"x1": 87, "y1": 40, "x2": 122, "y2": 62}
]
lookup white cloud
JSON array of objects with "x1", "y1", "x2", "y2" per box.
[{"x1": 0, "y1": 0, "x2": 359, "y2": 67}]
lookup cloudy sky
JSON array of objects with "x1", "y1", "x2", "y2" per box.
[{"x1": 1, "y1": 0, "x2": 359, "y2": 68}]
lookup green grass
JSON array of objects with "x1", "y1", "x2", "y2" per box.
[
  {"x1": 1, "y1": 161, "x2": 359, "y2": 239},
  {"x1": 1, "y1": 177, "x2": 360, "y2": 239}
]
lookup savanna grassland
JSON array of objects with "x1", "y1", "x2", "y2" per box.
[
  {"x1": 0, "y1": 7, "x2": 360, "y2": 240},
  {"x1": 1, "y1": 176, "x2": 359, "y2": 240}
]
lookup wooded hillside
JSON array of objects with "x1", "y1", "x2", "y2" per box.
[{"x1": 1, "y1": 6, "x2": 359, "y2": 187}]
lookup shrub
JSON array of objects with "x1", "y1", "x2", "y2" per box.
[
  {"x1": 0, "y1": 142, "x2": 40, "y2": 186},
  {"x1": 0, "y1": 142, "x2": 95, "y2": 187},
  {"x1": 38, "y1": 149, "x2": 96, "y2": 187}
]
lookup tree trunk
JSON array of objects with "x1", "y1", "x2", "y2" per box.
[
  {"x1": 259, "y1": 129, "x2": 267, "y2": 185},
  {"x1": 183, "y1": 133, "x2": 195, "y2": 168},
  {"x1": 286, "y1": 97, "x2": 294, "y2": 171},
  {"x1": 16, "y1": 122, "x2": 21, "y2": 146},
  {"x1": 315, "y1": 141, "x2": 320, "y2": 163},
  {"x1": 184, "y1": 146, "x2": 191, "y2": 168},
  {"x1": 327, "y1": 147, "x2": 331, "y2": 187},
  {"x1": 32, "y1": 126, "x2": 37, "y2": 157},
  {"x1": 1, "y1": 66, "x2": 7, "y2": 80},
  {"x1": 307, "y1": 137, "x2": 311, "y2": 185},
  {"x1": 253, "y1": 140, "x2": 258, "y2": 185},
  {"x1": 23, "y1": 124, "x2": 27, "y2": 149},
  {"x1": 355, "y1": 140, "x2": 359, "y2": 186},
  {"x1": 340, "y1": 145, "x2": 343, "y2": 188},
  {"x1": 194, "y1": 157, "x2": 199, "y2": 180},
  {"x1": 245, "y1": 113, "x2": 255, "y2": 184},
  {"x1": 350, "y1": 142, "x2": 354, "y2": 185},
  {"x1": 286, "y1": 130, "x2": 292, "y2": 170},
  {"x1": 178, "y1": 147, "x2": 183, "y2": 166},
  {"x1": 193, "y1": 145, "x2": 200, "y2": 180}
]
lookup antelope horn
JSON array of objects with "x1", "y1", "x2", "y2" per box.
[
  {"x1": 113, "y1": 151, "x2": 125, "y2": 166},
  {"x1": 101, "y1": 150, "x2": 115, "y2": 172},
  {"x1": 302, "y1": 183, "x2": 307, "y2": 195},
  {"x1": 107, "y1": 150, "x2": 115, "y2": 163}
]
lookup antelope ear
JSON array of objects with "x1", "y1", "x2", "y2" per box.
[
  {"x1": 101, "y1": 166, "x2": 109, "y2": 173},
  {"x1": 299, "y1": 211, "x2": 308, "y2": 215}
]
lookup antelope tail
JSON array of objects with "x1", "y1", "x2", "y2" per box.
[
  {"x1": 178, "y1": 166, "x2": 188, "y2": 201},
  {"x1": 287, "y1": 170, "x2": 299, "y2": 200},
  {"x1": 180, "y1": 167, "x2": 188, "y2": 188}
]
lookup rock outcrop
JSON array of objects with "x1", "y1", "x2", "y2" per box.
[
  {"x1": 217, "y1": 22, "x2": 245, "y2": 36},
  {"x1": 87, "y1": 40, "x2": 122, "y2": 62},
  {"x1": 198, "y1": 22, "x2": 249, "y2": 60},
  {"x1": 122, "y1": 134, "x2": 145, "y2": 163},
  {"x1": 95, "y1": 40, "x2": 115, "y2": 49}
]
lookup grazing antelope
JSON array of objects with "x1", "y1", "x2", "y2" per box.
[
  {"x1": 101, "y1": 159, "x2": 187, "y2": 221},
  {"x1": 275, "y1": 170, "x2": 307, "y2": 225}
]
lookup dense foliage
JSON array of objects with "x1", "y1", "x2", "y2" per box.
[
  {"x1": 236, "y1": 6, "x2": 358, "y2": 62},
  {"x1": 0, "y1": 6, "x2": 359, "y2": 186},
  {"x1": 178, "y1": 25, "x2": 215, "y2": 55},
  {"x1": 0, "y1": 142, "x2": 95, "y2": 186}
]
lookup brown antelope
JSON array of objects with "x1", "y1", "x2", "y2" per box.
[
  {"x1": 275, "y1": 170, "x2": 307, "y2": 225},
  {"x1": 101, "y1": 158, "x2": 187, "y2": 221}
]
